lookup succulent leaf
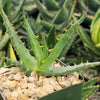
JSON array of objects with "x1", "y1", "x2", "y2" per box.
[
  {"x1": 63, "y1": 0, "x2": 72, "y2": 8},
  {"x1": 86, "y1": 0, "x2": 100, "y2": 13},
  {"x1": 47, "y1": 26, "x2": 56, "y2": 49},
  {"x1": 37, "y1": 61, "x2": 100, "y2": 76},
  {"x1": 91, "y1": 9, "x2": 100, "y2": 28},
  {"x1": 0, "y1": 33, "x2": 9, "y2": 51},
  {"x1": 9, "y1": 44, "x2": 17, "y2": 61},
  {"x1": 34, "y1": 0, "x2": 53, "y2": 19},
  {"x1": 91, "y1": 19, "x2": 100, "y2": 46},
  {"x1": 11, "y1": 0, "x2": 25, "y2": 23},
  {"x1": 2, "y1": 0, "x2": 12, "y2": 16},
  {"x1": 59, "y1": 32, "x2": 78, "y2": 57},
  {"x1": 83, "y1": 77, "x2": 98, "y2": 87},
  {"x1": 3, "y1": 57, "x2": 27, "y2": 72},
  {"x1": 90, "y1": 9, "x2": 100, "y2": 47},
  {"x1": 39, "y1": 20, "x2": 53, "y2": 31},
  {"x1": 78, "y1": 0, "x2": 100, "y2": 15},
  {"x1": 42, "y1": 37, "x2": 48, "y2": 61},
  {"x1": 0, "y1": 51, "x2": 5, "y2": 67},
  {"x1": 66, "y1": 0, "x2": 76, "y2": 24},
  {"x1": 23, "y1": 15, "x2": 43, "y2": 66},
  {"x1": 0, "y1": 29, "x2": 2, "y2": 38},
  {"x1": 52, "y1": 6, "x2": 68, "y2": 24},
  {"x1": 43, "y1": 0, "x2": 59, "y2": 11}
]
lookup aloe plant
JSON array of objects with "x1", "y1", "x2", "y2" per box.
[{"x1": 1, "y1": 5, "x2": 100, "y2": 76}]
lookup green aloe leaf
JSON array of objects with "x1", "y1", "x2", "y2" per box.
[
  {"x1": 11, "y1": 0, "x2": 25, "y2": 23},
  {"x1": 43, "y1": 0, "x2": 59, "y2": 11},
  {"x1": 91, "y1": 9, "x2": 100, "y2": 30},
  {"x1": 2, "y1": 0, "x2": 12, "y2": 16},
  {"x1": 34, "y1": 0, "x2": 53, "y2": 19},
  {"x1": 63, "y1": 0, "x2": 72, "y2": 8},
  {"x1": 47, "y1": 26, "x2": 56, "y2": 49},
  {"x1": 23, "y1": 14, "x2": 43, "y2": 66},
  {"x1": 0, "y1": 29, "x2": 2, "y2": 38},
  {"x1": 90, "y1": 9, "x2": 100, "y2": 46},
  {"x1": 78, "y1": 0, "x2": 95, "y2": 15},
  {"x1": 52, "y1": 6, "x2": 68, "y2": 24},
  {"x1": 0, "y1": 51, "x2": 5, "y2": 67},
  {"x1": 38, "y1": 61, "x2": 100, "y2": 76},
  {"x1": 42, "y1": 37, "x2": 48, "y2": 61},
  {"x1": 59, "y1": 32, "x2": 78, "y2": 57},
  {"x1": 0, "y1": 33, "x2": 9, "y2": 51},
  {"x1": 83, "y1": 77, "x2": 98, "y2": 87},
  {"x1": 3, "y1": 57, "x2": 27, "y2": 72},
  {"x1": 39, "y1": 20, "x2": 53, "y2": 31}
]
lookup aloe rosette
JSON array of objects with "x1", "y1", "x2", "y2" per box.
[{"x1": 0, "y1": 3, "x2": 100, "y2": 76}]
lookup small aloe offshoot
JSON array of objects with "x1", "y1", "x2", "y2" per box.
[{"x1": 0, "y1": 5, "x2": 100, "y2": 76}]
